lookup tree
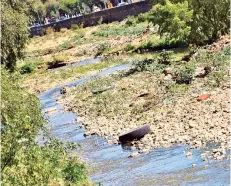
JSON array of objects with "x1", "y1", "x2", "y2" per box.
[
  {"x1": 150, "y1": 0, "x2": 193, "y2": 41},
  {"x1": 150, "y1": 0, "x2": 230, "y2": 45},
  {"x1": 29, "y1": 0, "x2": 46, "y2": 24},
  {"x1": 187, "y1": 0, "x2": 230, "y2": 45},
  {"x1": 44, "y1": 0, "x2": 59, "y2": 17},
  {"x1": 58, "y1": 0, "x2": 80, "y2": 13},
  {"x1": 1, "y1": 0, "x2": 30, "y2": 71},
  {"x1": 1, "y1": 69, "x2": 90, "y2": 185}
]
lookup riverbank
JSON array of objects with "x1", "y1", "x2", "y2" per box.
[{"x1": 61, "y1": 36, "x2": 230, "y2": 160}]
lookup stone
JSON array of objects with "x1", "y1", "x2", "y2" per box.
[
  {"x1": 128, "y1": 152, "x2": 140, "y2": 158},
  {"x1": 192, "y1": 164, "x2": 197, "y2": 167},
  {"x1": 60, "y1": 87, "x2": 67, "y2": 94},
  {"x1": 186, "y1": 152, "x2": 192, "y2": 157},
  {"x1": 200, "y1": 153, "x2": 206, "y2": 158}
]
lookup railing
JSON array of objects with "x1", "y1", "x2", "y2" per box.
[{"x1": 30, "y1": 0, "x2": 151, "y2": 37}]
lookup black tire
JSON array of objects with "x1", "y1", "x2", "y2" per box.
[{"x1": 119, "y1": 124, "x2": 150, "y2": 143}]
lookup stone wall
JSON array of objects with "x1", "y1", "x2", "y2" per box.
[{"x1": 30, "y1": 1, "x2": 151, "y2": 37}]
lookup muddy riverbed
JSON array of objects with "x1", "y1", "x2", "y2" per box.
[{"x1": 38, "y1": 61, "x2": 230, "y2": 186}]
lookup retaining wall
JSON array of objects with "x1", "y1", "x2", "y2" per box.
[{"x1": 30, "y1": 0, "x2": 151, "y2": 37}]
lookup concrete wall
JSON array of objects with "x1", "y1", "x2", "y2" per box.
[{"x1": 30, "y1": 1, "x2": 151, "y2": 37}]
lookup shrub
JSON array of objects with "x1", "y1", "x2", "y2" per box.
[
  {"x1": 157, "y1": 50, "x2": 173, "y2": 64},
  {"x1": 125, "y1": 44, "x2": 135, "y2": 51},
  {"x1": 71, "y1": 24, "x2": 79, "y2": 30},
  {"x1": 137, "y1": 39, "x2": 188, "y2": 51},
  {"x1": 125, "y1": 16, "x2": 137, "y2": 26},
  {"x1": 137, "y1": 12, "x2": 150, "y2": 23},
  {"x1": 174, "y1": 62, "x2": 196, "y2": 84},
  {"x1": 19, "y1": 59, "x2": 42, "y2": 74}
]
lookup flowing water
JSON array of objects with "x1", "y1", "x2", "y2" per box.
[{"x1": 38, "y1": 58, "x2": 230, "y2": 186}]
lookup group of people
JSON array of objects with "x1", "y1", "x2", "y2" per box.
[{"x1": 32, "y1": 0, "x2": 134, "y2": 27}]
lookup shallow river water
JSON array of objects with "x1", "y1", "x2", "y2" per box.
[{"x1": 38, "y1": 59, "x2": 230, "y2": 186}]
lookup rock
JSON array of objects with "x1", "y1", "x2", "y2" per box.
[
  {"x1": 60, "y1": 87, "x2": 67, "y2": 94},
  {"x1": 186, "y1": 152, "x2": 192, "y2": 157},
  {"x1": 194, "y1": 67, "x2": 211, "y2": 78},
  {"x1": 214, "y1": 156, "x2": 223, "y2": 160},
  {"x1": 139, "y1": 148, "x2": 150, "y2": 154},
  {"x1": 196, "y1": 94, "x2": 211, "y2": 101},
  {"x1": 192, "y1": 164, "x2": 197, "y2": 167},
  {"x1": 128, "y1": 152, "x2": 140, "y2": 158},
  {"x1": 44, "y1": 107, "x2": 57, "y2": 115},
  {"x1": 37, "y1": 65, "x2": 42, "y2": 69},
  {"x1": 194, "y1": 67, "x2": 206, "y2": 78},
  {"x1": 200, "y1": 153, "x2": 207, "y2": 158}
]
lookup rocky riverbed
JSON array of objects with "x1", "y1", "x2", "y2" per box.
[{"x1": 57, "y1": 38, "x2": 230, "y2": 161}]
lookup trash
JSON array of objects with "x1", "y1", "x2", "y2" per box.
[
  {"x1": 163, "y1": 98, "x2": 169, "y2": 104},
  {"x1": 196, "y1": 94, "x2": 211, "y2": 101}
]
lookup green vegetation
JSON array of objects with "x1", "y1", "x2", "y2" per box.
[
  {"x1": 1, "y1": 70, "x2": 90, "y2": 185},
  {"x1": 1, "y1": 0, "x2": 30, "y2": 71},
  {"x1": 23, "y1": 57, "x2": 128, "y2": 93},
  {"x1": 150, "y1": 0, "x2": 193, "y2": 41},
  {"x1": 91, "y1": 22, "x2": 148, "y2": 37},
  {"x1": 150, "y1": 0, "x2": 230, "y2": 45},
  {"x1": 19, "y1": 58, "x2": 43, "y2": 74}
]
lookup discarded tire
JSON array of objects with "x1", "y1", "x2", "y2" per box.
[{"x1": 119, "y1": 124, "x2": 151, "y2": 143}]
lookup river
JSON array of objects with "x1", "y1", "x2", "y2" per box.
[{"x1": 38, "y1": 58, "x2": 230, "y2": 186}]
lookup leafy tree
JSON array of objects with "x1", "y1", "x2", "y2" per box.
[
  {"x1": 1, "y1": 0, "x2": 30, "y2": 71},
  {"x1": 1, "y1": 70, "x2": 90, "y2": 185},
  {"x1": 29, "y1": 0, "x2": 46, "y2": 24},
  {"x1": 150, "y1": 0, "x2": 230, "y2": 45},
  {"x1": 187, "y1": 0, "x2": 230, "y2": 44},
  {"x1": 58, "y1": 0, "x2": 80, "y2": 13},
  {"x1": 44, "y1": 0, "x2": 59, "y2": 16},
  {"x1": 150, "y1": 0, "x2": 193, "y2": 41}
]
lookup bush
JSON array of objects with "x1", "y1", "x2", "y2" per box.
[
  {"x1": 125, "y1": 44, "x2": 135, "y2": 51},
  {"x1": 157, "y1": 50, "x2": 173, "y2": 64},
  {"x1": 174, "y1": 62, "x2": 196, "y2": 84},
  {"x1": 1, "y1": 70, "x2": 89, "y2": 185},
  {"x1": 125, "y1": 16, "x2": 137, "y2": 26},
  {"x1": 137, "y1": 12, "x2": 150, "y2": 23},
  {"x1": 71, "y1": 24, "x2": 79, "y2": 30},
  {"x1": 20, "y1": 63, "x2": 39, "y2": 74},
  {"x1": 137, "y1": 38, "x2": 188, "y2": 51}
]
